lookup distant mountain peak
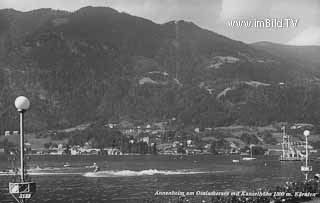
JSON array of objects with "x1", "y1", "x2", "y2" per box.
[
  {"x1": 0, "y1": 6, "x2": 320, "y2": 131},
  {"x1": 75, "y1": 6, "x2": 119, "y2": 15}
]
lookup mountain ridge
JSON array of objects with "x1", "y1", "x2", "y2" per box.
[{"x1": 0, "y1": 6, "x2": 320, "y2": 133}]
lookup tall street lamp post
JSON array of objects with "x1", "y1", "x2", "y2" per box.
[
  {"x1": 9, "y1": 96, "x2": 36, "y2": 203},
  {"x1": 14, "y1": 96, "x2": 30, "y2": 182}
]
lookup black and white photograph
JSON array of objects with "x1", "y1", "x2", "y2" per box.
[{"x1": 0, "y1": 0, "x2": 320, "y2": 202}]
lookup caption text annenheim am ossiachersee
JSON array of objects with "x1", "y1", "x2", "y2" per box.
[{"x1": 154, "y1": 190, "x2": 316, "y2": 197}]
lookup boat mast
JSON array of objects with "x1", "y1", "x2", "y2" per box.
[
  {"x1": 305, "y1": 131, "x2": 309, "y2": 180},
  {"x1": 282, "y1": 126, "x2": 285, "y2": 158},
  {"x1": 301, "y1": 130, "x2": 312, "y2": 181}
]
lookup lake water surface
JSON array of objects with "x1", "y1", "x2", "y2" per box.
[{"x1": 0, "y1": 155, "x2": 318, "y2": 202}]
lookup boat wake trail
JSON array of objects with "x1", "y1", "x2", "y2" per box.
[
  {"x1": 83, "y1": 169, "x2": 224, "y2": 177},
  {"x1": 0, "y1": 171, "x2": 82, "y2": 176},
  {"x1": 0, "y1": 166, "x2": 83, "y2": 176},
  {"x1": 1, "y1": 169, "x2": 226, "y2": 177},
  {"x1": 28, "y1": 166, "x2": 83, "y2": 171},
  {"x1": 28, "y1": 167, "x2": 63, "y2": 171}
]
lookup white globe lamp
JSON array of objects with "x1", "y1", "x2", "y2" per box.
[
  {"x1": 15, "y1": 96, "x2": 30, "y2": 112},
  {"x1": 304, "y1": 130, "x2": 310, "y2": 137}
]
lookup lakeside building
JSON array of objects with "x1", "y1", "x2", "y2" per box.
[
  {"x1": 25, "y1": 142, "x2": 32, "y2": 154},
  {"x1": 103, "y1": 147, "x2": 121, "y2": 155},
  {"x1": 229, "y1": 142, "x2": 240, "y2": 154},
  {"x1": 4, "y1": 130, "x2": 19, "y2": 136},
  {"x1": 70, "y1": 145, "x2": 101, "y2": 155},
  {"x1": 138, "y1": 137, "x2": 150, "y2": 145},
  {"x1": 185, "y1": 148, "x2": 202, "y2": 155},
  {"x1": 70, "y1": 147, "x2": 82, "y2": 155},
  {"x1": 105, "y1": 123, "x2": 119, "y2": 129},
  {"x1": 48, "y1": 149, "x2": 65, "y2": 155}
]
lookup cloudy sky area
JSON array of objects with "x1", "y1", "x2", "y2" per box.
[{"x1": 0, "y1": 0, "x2": 319, "y2": 45}]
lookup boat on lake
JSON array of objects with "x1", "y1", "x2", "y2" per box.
[
  {"x1": 242, "y1": 157, "x2": 256, "y2": 161},
  {"x1": 242, "y1": 144, "x2": 256, "y2": 161},
  {"x1": 279, "y1": 126, "x2": 304, "y2": 161}
]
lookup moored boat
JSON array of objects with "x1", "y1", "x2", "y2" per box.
[{"x1": 242, "y1": 144, "x2": 256, "y2": 161}]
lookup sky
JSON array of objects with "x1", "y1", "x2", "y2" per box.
[{"x1": 0, "y1": 0, "x2": 319, "y2": 45}]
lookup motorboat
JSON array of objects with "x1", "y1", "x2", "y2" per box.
[
  {"x1": 242, "y1": 145, "x2": 256, "y2": 161},
  {"x1": 242, "y1": 157, "x2": 256, "y2": 161}
]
